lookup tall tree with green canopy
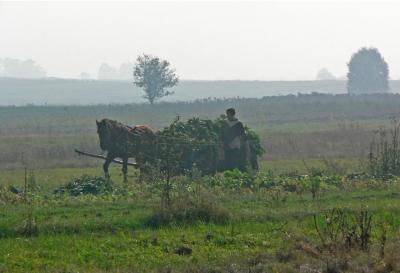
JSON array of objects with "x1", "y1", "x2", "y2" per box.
[
  {"x1": 133, "y1": 54, "x2": 179, "y2": 104},
  {"x1": 347, "y1": 47, "x2": 389, "y2": 94}
]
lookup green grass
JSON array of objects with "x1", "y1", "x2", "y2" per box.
[
  {"x1": 0, "y1": 166, "x2": 124, "y2": 191},
  {"x1": 260, "y1": 158, "x2": 364, "y2": 174},
  {"x1": 3, "y1": 93, "x2": 400, "y2": 271},
  {"x1": 0, "y1": 158, "x2": 363, "y2": 191},
  {"x1": 1, "y1": 165, "x2": 400, "y2": 272}
]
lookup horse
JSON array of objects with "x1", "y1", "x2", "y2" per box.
[{"x1": 96, "y1": 118, "x2": 156, "y2": 182}]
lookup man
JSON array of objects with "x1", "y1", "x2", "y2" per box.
[{"x1": 222, "y1": 108, "x2": 247, "y2": 171}]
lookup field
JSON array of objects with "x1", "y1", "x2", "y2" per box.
[
  {"x1": 2, "y1": 92, "x2": 400, "y2": 169},
  {"x1": 2, "y1": 78, "x2": 400, "y2": 105},
  {"x1": 1, "y1": 166, "x2": 400, "y2": 272},
  {"x1": 1, "y1": 93, "x2": 400, "y2": 272}
]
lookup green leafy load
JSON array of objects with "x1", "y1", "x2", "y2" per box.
[{"x1": 151, "y1": 117, "x2": 264, "y2": 175}]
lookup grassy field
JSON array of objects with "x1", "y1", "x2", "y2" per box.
[
  {"x1": 0, "y1": 165, "x2": 400, "y2": 272},
  {"x1": 2, "y1": 93, "x2": 400, "y2": 272}
]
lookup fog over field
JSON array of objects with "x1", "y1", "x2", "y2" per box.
[
  {"x1": 0, "y1": 78, "x2": 349, "y2": 105},
  {"x1": 3, "y1": 2, "x2": 400, "y2": 272},
  {"x1": 1, "y1": 1, "x2": 400, "y2": 81}
]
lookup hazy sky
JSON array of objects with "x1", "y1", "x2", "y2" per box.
[{"x1": 1, "y1": 1, "x2": 399, "y2": 80}]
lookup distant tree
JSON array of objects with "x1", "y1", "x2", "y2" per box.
[
  {"x1": 0, "y1": 58, "x2": 46, "y2": 78},
  {"x1": 97, "y1": 63, "x2": 118, "y2": 80},
  {"x1": 316, "y1": 68, "x2": 336, "y2": 80},
  {"x1": 133, "y1": 54, "x2": 179, "y2": 104},
  {"x1": 79, "y1": 72, "x2": 91, "y2": 80},
  {"x1": 118, "y1": 62, "x2": 133, "y2": 80},
  {"x1": 347, "y1": 47, "x2": 389, "y2": 94}
]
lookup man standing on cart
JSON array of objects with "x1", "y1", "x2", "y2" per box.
[{"x1": 222, "y1": 108, "x2": 248, "y2": 171}]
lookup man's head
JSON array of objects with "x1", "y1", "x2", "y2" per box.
[{"x1": 226, "y1": 108, "x2": 236, "y2": 119}]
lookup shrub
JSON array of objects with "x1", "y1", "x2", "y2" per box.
[
  {"x1": 0, "y1": 186, "x2": 23, "y2": 205},
  {"x1": 17, "y1": 210, "x2": 38, "y2": 237},
  {"x1": 313, "y1": 208, "x2": 373, "y2": 251},
  {"x1": 203, "y1": 169, "x2": 256, "y2": 190},
  {"x1": 220, "y1": 169, "x2": 255, "y2": 189},
  {"x1": 254, "y1": 170, "x2": 277, "y2": 189},
  {"x1": 54, "y1": 175, "x2": 114, "y2": 196}
]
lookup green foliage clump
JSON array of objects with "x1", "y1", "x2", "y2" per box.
[
  {"x1": 0, "y1": 186, "x2": 23, "y2": 205},
  {"x1": 54, "y1": 175, "x2": 114, "y2": 196},
  {"x1": 153, "y1": 116, "x2": 264, "y2": 176},
  {"x1": 208, "y1": 169, "x2": 255, "y2": 190},
  {"x1": 154, "y1": 117, "x2": 221, "y2": 176}
]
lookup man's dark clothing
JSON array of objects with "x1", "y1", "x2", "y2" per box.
[{"x1": 222, "y1": 118, "x2": 247, "y2": 171}]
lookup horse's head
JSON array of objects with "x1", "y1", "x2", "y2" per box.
[{"x1": 96, "y1": 119, "x2": 111, "y2": 151}]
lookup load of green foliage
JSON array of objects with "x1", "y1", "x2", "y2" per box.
[{"x1": 150, "y1": 116, "x2": 264, "y2": 176}]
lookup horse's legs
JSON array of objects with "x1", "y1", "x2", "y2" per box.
[
  {"x1": 103, "y1": 155, "x2": 113, "y2": 179},
  {"x1": 122, "y1": 157, "x2": 128, "y2": 183}
]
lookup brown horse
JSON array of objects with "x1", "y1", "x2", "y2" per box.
[{"x1": 96, "y1": 118, "x2": 156, "y2": 182}]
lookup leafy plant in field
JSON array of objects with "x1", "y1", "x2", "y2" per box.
[
  {"x1": 0, "y1": 186, "x2": 23, "y2": 205},
  {"x1": 17, "y1": 170, "x2": 39, "y2": 236},
  {"x1": 263, "y1": 186, "x2": 288, "y2": 206},
  {"x1": 254, "y1": 170, "x2": 277, "y2": 189},
  {"x1": 219, "y1": 169, "x2": 255, "y2": 189},
  {"x1": 18, "y1": 206, "x2": 38, "y2": 236},
  {"x1": 309, "y1": 175, "x2": 321, "y2": 200},
  {"x1": 199, "y1": 169, "x2": 258, "y2": 191},
  {"x1": 27, "y1": 170, "x2": 39, "y2": 192},
  {"x1": 54, "y1": 175, "x2": 114, "y2": 196}
]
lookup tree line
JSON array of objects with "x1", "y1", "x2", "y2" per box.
[{"x1": 0, "y1": 47, "x2": 392, "y2": 103}]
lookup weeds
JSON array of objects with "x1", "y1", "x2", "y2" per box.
[
  {"x1": 313, "y1": 208, "x2": 373, "y2": 251},
  {"x1": 0, "y1": 186, "x2": 23, "y2": 205},
  {"x1": 369, "y1": 119, "x2": 400, "y2": 179},
  {"x1": 18, "y1": 204, "x2": 38, "y2": 236},
  {"x1": 147, "y1": 178, "x2": 231, "y2": 227},
  {"x1": 17, "y1": 169, "x2": 39, "y2": 236},
  {"x1": 263, "y1": 186, "x2": 288, "y2": 206}
]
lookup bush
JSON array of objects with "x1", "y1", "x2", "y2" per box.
[
  {"x1": 313, "y1": 208, "x2": 373, "y2": 251},
  {"x1": 0, "y1": 186, "x2": 24, "y2": 205},
  {"x1": 54, "y1": 175, "x2": 114, "y2": 196},
  {"x1": 203, "y1": 169, "x2": 256, "y2": 190}
]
